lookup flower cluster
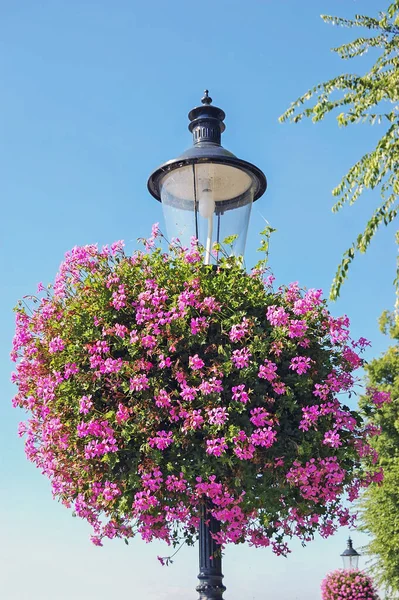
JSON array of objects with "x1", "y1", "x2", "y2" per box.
[
  {"x1": 321, "y1": 570, "x2": 378, "y2": 600},
  {"x1": 11, "y1": 228, "x2": 388, "y2": 555}
]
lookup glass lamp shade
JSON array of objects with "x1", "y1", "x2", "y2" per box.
[
  {"x1": 159, "y1": 162, "x2": 257, "y2": 263},
  {"x1": 342, "y1": 554, "x2": 359, "y2": 570}
]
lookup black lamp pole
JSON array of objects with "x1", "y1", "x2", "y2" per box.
[
  {"x1": 196, "y1": 503, "x2": 226, "y2": 600},
  {"x1": 147, "y1": 91, "x2": 267, "y2": 599}
]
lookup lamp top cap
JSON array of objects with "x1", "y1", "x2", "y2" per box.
[
  {"x1": 340, "y1": 537, "x2": 361, "y2": 557},
  {"x1": 147, "y1": 90, "x2": 267, "y2": 202},
  {"x1": 188, "y1": 90, "x2": 226, "y2": 143}
]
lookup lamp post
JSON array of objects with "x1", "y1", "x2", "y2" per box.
[
  {"x1": 341, "y1": 537, "x2": 361, "y2": 570},
  {"x1": 148, "y1": 91, "x2": 267, "y2": 599}
]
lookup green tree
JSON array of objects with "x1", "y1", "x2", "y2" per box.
[
  {"x1": 359, "y1": 312, "x2": 399, "y2": 597},
  {"x1": 280, "y1": 2, "x2": 399, "y2": 302}
]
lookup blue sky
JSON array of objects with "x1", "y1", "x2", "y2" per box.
[{"x1": 0, "y1": 1, "x2": 395, "y2": 598}]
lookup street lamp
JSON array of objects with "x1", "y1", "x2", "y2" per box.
[
  {"x1": 341, "y1": 537, "x2": 361, "y2": 570},
  {"x1": 148, "y1": 92, "x2": 267, "y2": 599},
  {"x1": 148, "y1": 90, "x2": 267, "y2": 264}
]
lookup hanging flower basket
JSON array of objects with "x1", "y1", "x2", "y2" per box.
[
  {"x1": 322, "y1": 569, "x2": 379, "y2": 600},
  {"x1": 11, "y1": 227, "x2": 386, "y2": 555}
]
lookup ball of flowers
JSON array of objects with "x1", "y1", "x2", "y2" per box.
[
  {"x1": 322, "y1": 569, "x2": 378, "y2": 600},
  {"x1": 11, "y1": 226, "x2": 386, "y2": 555}
]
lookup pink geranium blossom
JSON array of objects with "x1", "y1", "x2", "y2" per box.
[
  {"x1": 79, "y1": 395, "x2": 93, "y2": 415},
  {"x1": 148, "y1": 431, "x2": 173, "y2": 450},
  {"x1": 206, "y1": 407, "x2": 228, "y2": 425},
  {"x1": 258, "y1": 359, "x2": 278, "y2": 381},
  {"x1": 189, "y1": 354, "x2": 205, "y2": 370},
  {"x1": 231, "y1": 348, "x2": 251, "y2": 369},
  {"x1": 232, "y1": 384, "x2": 249, "y2": 403},
  {"x1": 288, "y1": 319, "x2": 308, "y2": 338},
  {"x1": 266, "y1": 305, "x2": 289, "y2": 327},
  {"x1": 289, "y1": 356, "x2": 312, "y2": 375},
  {"x1": 206, "y1": 437, "x2": 228, "y2": 457},
  {"x1": 48, "y1": 336, "x2": 65, "y2": 353}
]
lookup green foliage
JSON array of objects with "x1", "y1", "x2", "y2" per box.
[
  {"x1": 280, "y1": 2, "x2": 399, "y2": 302},
  {"x1": 359, "y1": 313, "x2": 399, "y2": 597}
]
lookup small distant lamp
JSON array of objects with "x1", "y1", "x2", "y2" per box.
[{"x1": 341, "y1": 537, "x2": 360, "y2": 570}]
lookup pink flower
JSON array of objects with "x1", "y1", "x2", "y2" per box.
[
  {"x1": 116, "y1": 403, "x2": 130, "y2": 424},
  {"x1": 266, "y1": 305, "x2": 289, "y2": 327},
  {"x1": 64, "y1": 362, "x2": 79, "y2": 379},
  {"x1": 270, "y1": 341, "x2": 283, "y2": 357},
  {"x1": 129, "y1": 329, "x2": 139, "y2": 343},
  {"x1": 79, "y1": 395, "x2": 93, "y2": 415},
  {"x1": 329, "y1": 315, "x2": 350, "y2": 344},
  {"x1": 154, "y1": 389, "x2": 171, "y2": 408},
  {"x1": 232, "y1": 384, "x2": 249, "y2": 403},
  {"x1": 368, "y1": 387, "x2": 391, "y2": 407},
  {"x1": 91, "y1": 536, "x2": 103, "y2": 546},
  {"x1": 115, "y1": 324, "x2": 128, "y2": 338},
  {"x1": 48, "y1": 336, "x2": 65, "y2": 353},
  {"x1": 133, "y1": 490, "x2": 159, "y2": 511},
  {"x1": 190, "y1": 317, "x2": 208, "y2": 335},
  {"x1": 98, "y1": 357, "x2": 124, "y2": 374},
  {"x1": 158, "y1": 354, "x2": 172, "y2": 368},
  {"x1": 151, "y1": 222, "x2": 160, "y2": 238},
  {"x1": 289, "y1": 356, "x2": 312, "y2": 375},
  {"x1": 17, "y1": 422, "x2": 27, "y2": 437},
  {"x1": 165, "y1": 473, "x2": 187, "y2": 492},
  {"x1": 183, "y1": 410, "x2": 204, "y2": 431},
  {"x1": 148, "y1": 430, "x2": 173, "y2": 450},
  {"x1": 232, "y1": 348, "x2": 251, "y2": 369},
  {"x1": 313, "y1": 383, "x2": 330, "y2": 400},
  {"x1": 299, "y1": 405, "x2": 319, "y2": 431},
  {"x1": 229, "y1": 318, "x2": 250, "y2": 342},
  {"x1": 110, "y1": 240, "x2": 125, "y2": 254},
  {"x1": 141, "y1": 335, "x2": 157, "y2": 350},
  {"x1": 111, "y1": 285, "x2": 127, "y2": 310},
  {"x1": 352, "y1": 336, "x2": 371, "y2": 350},
  {"x1": 180, "y1": 385, "x2": 198, "y2": 401},
  {"x1": 258, "y1": 359, "x2": 278, "y2": 381},
  {"x1": 206, "y1": 437, "x2": 228, "y2": 456},
  {"x1": 199, "y1": 378, "x2": 223, "y2": 395},
  {"x1": 103, "y1": 482, "x2": 121, "y2": 501},
  {"x1": 184, "y1": 248, "x2": 202, "y2": 264},
  {"x1": 234, "y1": 442, "x2": 255, "y2": 460},
  {"x1": 250, "y1": 407, "x2": 271, "y2": 427},
  {"x1": 264, "y1": 274, "x2": 275, "y2": 287},
  {"x1": 207, "y1": 407, "x2": 228, "y2": 425},
  {"x1": 342, "y1": 346, "x2": 362, "y2": 369},
  {"x1": 129, "y1": 374, "x2": 150, "y2": 391},
  {"x1": 323, "y1": 430, "x2": 342, "y2": 448},
  {"x1": 272, "y1": 381, "x2": 286, "y2": 395},
  {"x1": 201, "y1": 297, "x2": 221, "y2": 313},
  {"x1": 288, "y1": 319, "x2": 308, "y2": 338},
  {"x1": 189, "y1": 354, "x2": 205, "y2": 370},
  {"x1": 292, "y1": 289, "x2": 323, "y2": 315},
  {"x1": 106, "y1": 273, "x2": 120, "y2": 288},
  {"x1": 250, "y1": 427, "x2": 277, "y2": 448}
]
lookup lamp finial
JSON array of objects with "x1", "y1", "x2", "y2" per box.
[{"x1": 201, "y1": 90, "x2": 212, "y2": 105}]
